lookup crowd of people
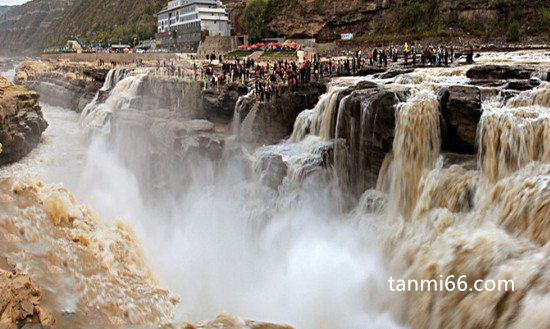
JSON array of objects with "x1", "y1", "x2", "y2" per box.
[
  {"x1": 195, "y1": 42, "x2": 472, "y2": 102},
  {"x1": 94, "y1": 42, "x2": 474, "y2": 105},
  {"x1": 199, "y1": 58, "x2": 312, "y2": 99}
]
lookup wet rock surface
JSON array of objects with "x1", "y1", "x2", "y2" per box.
[
  {"x1": 257, "y1": 154, "x2": 288, "y2": 190},
  {"x1": 110, "y1": 109, "x2": 225, "y2": 198},
  {"x1": 184, "y1": 313, "x2": 294, "y2": 329},
  {"x1": 202, "y1": 83, "x2": 247, "y2": 123},
  {"x1": 16, "y1": 61, "x2": 108, "y2": 112},
  {"x1": 0, "y1": 77, "x2": 48, "y2": 166},
  {"x1": 439, "y1": 85, "x2": 482, "y2": 154},
  {"x1": 466, "y1": 65, "x2": 534, "y2": 80},
  {"x1": 240, "y1": 82, "x2": 327, "y2": 145},
  {"x1": 138, "y1": 76, "x2": 246, "y2": 124},
  {"x1": 505, "y1": 78, "x2": 541, "y2": 91},
  {"x1": 334, "y1": 83, "x2": 401, "y2": 197},
  {"x1": 0, "y1": 264, "x2": 55, "y2": 329}
]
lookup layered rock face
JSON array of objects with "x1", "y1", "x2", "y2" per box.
[
  {"x1": 439, "y1": 85, "x2": 482, "y2": 154},
  {"x1": 0, "y1": 0, "x2": 164, "y2": 55},
  {"x1": 0, "y1": 77, "x2": 48, "y2": 166},
  {"x1": 240, "y1": 82, "x2": 327, "y2": 144},
  {"x1": 16, "y1": 61, "x2": 108, "y2": 112},
  {"x1": 136, "y1": 75, "x2": 244, "y2": 124},
  {"x1": 81, "y1": 72, "x2": 241, "y2": 200},
  {"x1": 0, "y1": 0, "x2": 82, "y2": 55},
  {"x1": 261, "y1": 0, "x2": 542, "y2": 41},
  {"x1": 334, "y1": 84, "x2": 403, "y2": 197}
]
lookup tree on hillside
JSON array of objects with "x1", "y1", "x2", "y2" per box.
[{"x1": 240, "y1": 0, "x2": 268, "y2": 42}]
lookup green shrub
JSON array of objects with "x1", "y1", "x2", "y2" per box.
[
  {"x1": 506, "y1": 21, "x2": 520, "y2": 42},
  {"x1": 240, "y1": 0, "x2": 269, "y2": 43},
  {"x1": 534, "y1": 6, "x2": 550, "y2": 32},
  {"x1": 395, "y1": 0, "x2": 444, "y2": 33}
]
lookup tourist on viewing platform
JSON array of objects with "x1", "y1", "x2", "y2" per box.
[
  {"x1": 450, "y1": 46, "x2": 454, "y2": 63},
  {"x1": 466, "y1": 45, "x2": 475, "y2": 64},
  {"x1": 369, "y1": 51, "x2": 373, "y2": 66}
]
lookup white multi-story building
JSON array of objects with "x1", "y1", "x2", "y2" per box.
[{"x1": 157, "y1": 0, "x2": 231, "y2": 52}]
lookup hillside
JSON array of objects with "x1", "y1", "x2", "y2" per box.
[
  {"x1": 0, "y1": 0, "x2": 80, "y2": 55},
  {"x1": 0, "y1": 0, "x2": 548, "y2": 55},
  {"x1": 0, "y1": 0, "x2": 165, "y2": 55},
  {"x1": 0, "y1": 5, "x2": 12, "y2": 15},
  {"x1": 243, "y1": 0, "x2": 550, "y2": 43}
]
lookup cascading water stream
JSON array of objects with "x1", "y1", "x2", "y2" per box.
[
  {"x1": 389, "y1": 90, "x2": 441, "y2": 219},
  {"x1": 479, "y1": 82, "x2": 550, "y2": 182},
  {"x1": 231, "y1": 88, "x2": 254, "y2": 138},
  {"x1": 3, "y1": 51, "x2": 550, "y2": 329},
  {"x1": 80, "y1": 70, "x2": 146, "y2": 135},
  {"x1": 80, "y1": 68, "x2": 133, "y2": 123},
  {"x1": 0, "y1": 66, "x2": 16, "y2": 82}
]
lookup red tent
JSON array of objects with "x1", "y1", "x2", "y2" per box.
[
  {"x1": 239, "y1": 44, "x2": 249, "y2": 49},
  {"x1": 255, "y1": 42, "x2": 266, "y2": 47}
]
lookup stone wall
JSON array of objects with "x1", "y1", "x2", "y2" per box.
[{"x1": 196, "y1": 35, "x2": 247, "y2": 57}]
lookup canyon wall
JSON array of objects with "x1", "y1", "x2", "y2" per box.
[
  {"x1": 0, "y1": 77, "x2": 48, "y2": 166},
  {"x1": 1, "y1": 0, "x2": 548, "y2": 55}
]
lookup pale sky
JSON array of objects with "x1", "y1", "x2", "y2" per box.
[{"x1": 0, "y1": 0, "x2": 31, "y2": 5}]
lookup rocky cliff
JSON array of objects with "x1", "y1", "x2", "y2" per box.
[
  {"x1": 0, "y1": 0, "x2": 80, "y2": 55},
  {"x1": 240, "y1": 82, "x2": 327, "y2": 144},
  {"x1": 0, "y1": 0, "x2": 164, "y2": 55},
  {"x1": 16, "y1": 61, "x2": 108, "y2": 112},
  {"x1": 0, "y1": 77, "x2": 48, "y2": 166},
  {"x1": 249, "y1": 0, "x2": 549, "y2": 43},
  {"x1": 0, "y1": 5, "x2": 12, "y2": 16},
  {"x1": 2, "y1": 0, "x2": 548, "y2": 55}
]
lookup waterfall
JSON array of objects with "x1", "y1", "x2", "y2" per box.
[
  {"x1": 390, "y1": 90, "x2": 441, "y2": 219},
  {"x1": 479, "y1": 82, "x2": 550, "y2": 182},
  {"x1": 80, "y1": 71, "x2": 146, "y2": 134},
  {"x1": 231, "y1": 88, "x2": 254, "y2": 138},
  {"x1": 3, "y1": 51, "x2": 550, "y2": 329},
  {"x1": 101, "y1": 68, "x2": 133, "y2": 92},
  {"x1": 290, "y1": 85, "x2": 347, "y2": 143},
  {"x1": 80, "y1": 68, "x2": 134, "y2": 121},
  {"x1": 0, "y1": 67, "x2": 16, "y2": 82}
]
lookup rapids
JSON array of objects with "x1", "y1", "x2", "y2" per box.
[{"x1": 1, "y1": 50, "x2": 550, "y2": 328}]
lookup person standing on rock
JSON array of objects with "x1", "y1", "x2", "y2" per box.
[
  {"x1": 450, "y1": 46, "x2": 454, "y2": 63},
  {"x1": 466, "y1": 45, "x2": 474, "y2": 64},
  {"x1": 369, "y1": 51, "x2": 373, "y2": 66}
]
